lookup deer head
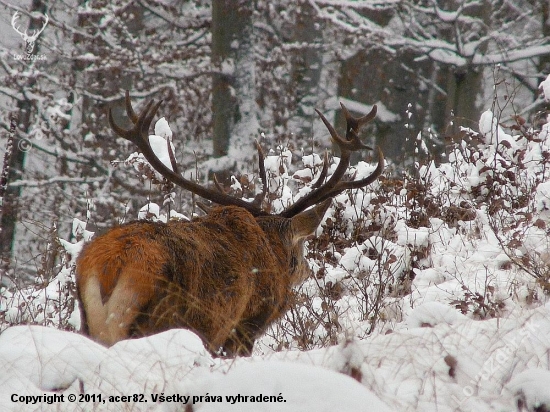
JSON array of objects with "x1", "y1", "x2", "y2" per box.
[
  {"x1": 75, "y1": 91, "x2": 383, "y2": 356},
  {"x1": 11, "y1": 11, "x2": 49, "y2": 55}
]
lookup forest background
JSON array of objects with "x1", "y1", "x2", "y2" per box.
[{"x1": 0, "y1": 0, "x2": 549, "y2": 290}]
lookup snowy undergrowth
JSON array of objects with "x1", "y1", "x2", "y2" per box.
[{"x1": 2, "y1": 93, "x2": 550, "y2": 410}]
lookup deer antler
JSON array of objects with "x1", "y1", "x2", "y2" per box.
[
  {"x1": 280, "y1": 103, "x2": 383, "y2": 218},
  {"x1": 109, "y1": 91, "x2": 268, "y2": 215},
  {"x1": 109, "y1": 92, "x2": 383, "y2": 218},
  {"x1": 252, "y1": 140, "x2": 268, "y2": 208}
]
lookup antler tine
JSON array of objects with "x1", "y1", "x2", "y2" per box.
[
  {"x1": 254, "y1": 140, "x2": 267, "y2": 202},
  {"x1": 311, "y1": 150, "x2": 329, "y2": 190},
  {"x1": 108, "y1": 92, "x2": 268, "y2": 216},
  {"x1": 109, "y1": 99, "x2": 160, "y2": 148},
  {"x1": 341, "y1": 103, "x2": 377, "y2": 140},
  {"x1": 315, "y1": 109, "x2": 372, "y2": 152},
  {"x1": 124, "y1": 90, "x2": 139, "y2": 123},
  {"x1": 249, "y1": 140, "x2": 268, "y2": 208},
  {"x1": 280, "y1": 103, "x2": 382, "y2": 218},
  {"x1": 315, "y1": 108, "x2": 340, "y2": 143},
  {"x1": 213, "y1": 174, "x2": 226, "y2": 193},
  {"x1": 108, "y1": 107, "x2": 127, "y2": 138},
  {"x1": 141, "y1": 100, "x2": 163, "y2": 136},
  {"x1": 317, "y1": 146, "x2": 384, "y2": 203}
]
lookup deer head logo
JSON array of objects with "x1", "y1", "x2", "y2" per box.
[{"x1": 11, "y1": 11, "x2": 49, "y2": 55}]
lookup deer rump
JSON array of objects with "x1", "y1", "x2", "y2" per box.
[{"x1": 76, "y1": 204, "x2": 324, "y2": 356}]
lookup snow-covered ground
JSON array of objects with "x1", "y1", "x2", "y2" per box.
[
  {"x1": 1, "y1": 300, "x2": 549, "y2": 411},
  {"x1": 3, "y1": 81, "x2": 550, "y2": 411}
]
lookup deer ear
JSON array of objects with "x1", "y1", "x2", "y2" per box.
[{"x1": 290, "y1": 199, "x2": 331, "y2": 242}]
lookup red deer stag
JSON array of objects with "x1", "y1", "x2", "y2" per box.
[{"x1": 76, "y1": 91, "x2": 384, "y2": 356}]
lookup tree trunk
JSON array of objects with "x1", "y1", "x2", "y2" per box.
[
  {"x1": 444, "y1": 0, "x2": 491, "y2": 134},
  {"x1": 211, "y1": 0, "x2": 255, "y2": 161},
  {"x1": 538, "y1": 0, "x2": 550, "y2": 121},
  {"x1": 288, "y1": 0, "x2": 322, "y2": 139},
  {"x1": 444, "y1": 66, "x2": 484, "y2": 133},
  {"x1": 539, "y1": 0, "x2": 550, "y2": 80},
  {"x1": 0, "y1": 0, "x2": 47, "y2": 265}
]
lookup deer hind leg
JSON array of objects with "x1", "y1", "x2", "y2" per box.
[{"x1": 80, "y1": 267, "x2": 157, "y2": 346}]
